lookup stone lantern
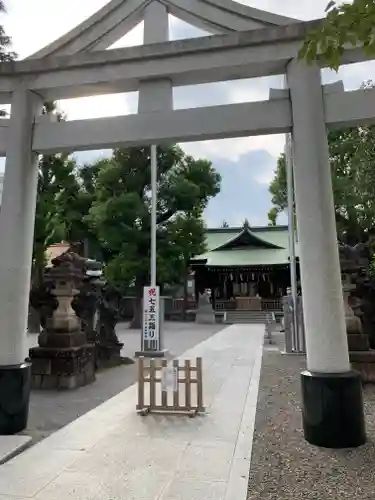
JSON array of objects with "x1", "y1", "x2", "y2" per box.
[
  {"x1": 72, "y1": 258, "x2": 106, "y2": 345},
  {"x1": 339, "y1": 244, "x2": 375, "y2": 382},
  {"x1": 29, "y1": 251, "x2": 95, "y2": 389},
  {"x1": 73, "y1": 258, "x2": 126, "y2": 368}
]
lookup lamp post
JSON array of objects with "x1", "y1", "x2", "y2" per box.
[
  {"x1": 150, "y1": 144, "x2": 157, "y2": 288},
  {"x1": 285, "y1": 136, "x2": 300, "y2": 352}
]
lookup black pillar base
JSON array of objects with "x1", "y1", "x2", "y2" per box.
[
  {"x1": 301, "y1": 370, "x2": 366, "y2": 449},
  {"x1": 0, "y1": 362, "x2": 31, "y2": 435}
]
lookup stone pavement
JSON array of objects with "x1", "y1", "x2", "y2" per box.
[
  {"x1": 26, "y1": 322, "x2": 224, "y2": 442},
  {"x1": 0, "y1": 436, "x2": 31, "y2": 465},
  {"x1": 0, "y1": 324, "x2": 264, "y2": 500}
]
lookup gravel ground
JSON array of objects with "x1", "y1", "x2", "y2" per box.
[
  {"x1": 26, "y1": 322, "x2": 223, "y2": 443},
  {"x1": 248, "y1": 333, "x2": 375, "y2": 500}
]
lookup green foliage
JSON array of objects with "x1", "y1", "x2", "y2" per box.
[
  {"x1": 0, "y1": 1, "x2": 16, "y2": 62},
  {"x1": 87, "y1": 146, "x2": 221, "y2": 290},
  {"x1": 269, "y1": 153, "x2": 288, "y2": 216},
  {"x1": 33, "y1": 103, "x2": 104, "y2": 276},
  {"x1": 61, "y1": 161, "x2": 103, "y2": 257},
  {"x1": 33, "y1": 151, "x2": 79, "y2": 284},
  {"x1": 32, "y1": 139, "x2": 220, "y2": 311},
  {"x1": 267, "y1": 207, "x2": 278, "y2": 227},
  {"x1": 0, "y1": 2, "x2": 15, "y2": 117},
  {"x1": 368, "y1": 253, "x2": 375, "y2": 280},
  {"x1": 268, "y1": 119, "x2": 375, "y2": 243},
  {"x1": 300, "y1": 0, "x2": 375, "y2": 70},
  {"x1": 157, "y1": 213, "x2": 206, "y2": 285}
]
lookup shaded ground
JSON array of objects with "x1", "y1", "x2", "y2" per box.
[
  {"x1": 26, "y1": 322, "x2": 223, "y2": 443},
  {"x1": 248, "y1": 333, "x2": 375, "y2": 500}
]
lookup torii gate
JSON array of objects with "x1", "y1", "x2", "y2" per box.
[{"x1": 0, "y1": 0, "x2": 368, "y2": 448}]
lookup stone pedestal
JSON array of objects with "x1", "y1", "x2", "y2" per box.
[
  {"x1": 343, "y1": 277, "x2": 375, "y2": 383},
  {"x1": 30, "y1": 345, "x2": 95, "y2": 389},
  {"x1": 195, "y1": 291, "x2": 215, "y2": 324},
  {"x1": 29, "y1": 252, "x2": 95, "y2": 390},
  {"x1": 96, "y1": 336, "x2": 126, "y2": 368},
  {"x1": 350, "y1": 351, "x2": 375, "y2": 383}
]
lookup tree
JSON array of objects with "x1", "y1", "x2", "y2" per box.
[
  {"x1": 267, "y1": 207, "x2": 278, "y2": 226},
  {"x1": 269, "y1": 153, "x2": 288, "y2": 217},
  {"x1": 59, "y1": 161, "x2": 103, "y2": 259},
  {"x1": 268, "y1": 125, "x2": 375, "y2": 243},
  {"x1": 0, "y1": 1, "x2": 16, "y2": 116},
  {"x1": 29, "y1": 103, "x2": 82, "y2": 331},
  {"x1": 159, "y1": 212, "x2": 206, "y2": 320},
  {"x1": 300, "y1": 1, "x2": 375, "y2": 70},
  {"x1": 0, "y1": 1, "x2": 16, "y2": 62},
  {"x1": 221, "y1": 220, "x2": 229, "y2": 228},
  {"x1": 87, "y1": 146, "x2": 221, "y2": 328},
  {"x1": 32, "y1": 104, "x2": 78, "y2": 283},
  {"x1": 33, "y1": 153, "x2": 78, "y2": 283},
  {"x1": 32, "y1": 104, "x2": 103, "y2": 269},
  {"x1": 29, "y1": 152, "x2": 80, "y2": 331}
]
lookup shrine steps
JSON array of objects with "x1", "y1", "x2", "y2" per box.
[{"x1": 225, "y1": 310, "x2": 268, "y2": 324}]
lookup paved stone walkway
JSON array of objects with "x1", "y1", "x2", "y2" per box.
[
  {"x1": 26, "y1": 322, "x2": 223, "y2": 442},
  {"x1": 1, "y1": 324, "x2": 263, "y2": 500}
]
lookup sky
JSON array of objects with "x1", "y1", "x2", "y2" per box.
[{"x1": 2, "y1": 0, "x2": 374, "y2": 227}]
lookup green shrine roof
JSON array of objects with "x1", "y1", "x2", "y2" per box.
[{"x1": 191, "y1": 224, "x2": 299, "y2": 268}]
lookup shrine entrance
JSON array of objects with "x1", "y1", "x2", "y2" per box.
[{"x1": 0, "y1": 0, "x2": 371, "y2": 447}]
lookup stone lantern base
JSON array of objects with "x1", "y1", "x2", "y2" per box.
[
  {"x1": 349, "y1": 351, "x2": 375, "y2": 384},
  {"x1": 29, "y1": 344, "x2": 95, "y2": 390},
  {"x1": 342, "y1": 278, "x2": 375, "y2": 384}
]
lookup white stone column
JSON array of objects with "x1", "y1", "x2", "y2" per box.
[
  {"x1": 138, "y1": 0, "x2": 172, "y2": 113},
  {"x1": 287, "y1": 59, "x2": 366, "y2": 449},
  {"x1": 0, "y1": 89, "x2": 42, "y2": 366},
  {"x1": 287, "y1": 59, "x2": 349, "y2": 374}
]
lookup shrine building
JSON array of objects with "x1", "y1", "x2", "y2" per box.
[{"x1": 190, "y1": 221, "x2": 299, "y2": 312}]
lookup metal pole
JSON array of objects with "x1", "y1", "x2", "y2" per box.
[
  {"x1": 151, "y1": 144, "x2": 157, "y2": 288},
  {"x1": 285, "y1": 136, "x2": 299, "y2": 351}
]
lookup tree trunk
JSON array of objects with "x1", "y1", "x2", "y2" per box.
[
  {"x1": 83, "y1": 238, "x2": 90, "y2": 258},
  {"x1": 129, "y1": 296, "x2": 142, "y2": 329},
  {"x1": 28, "y1": 246, "x2": 45, "y2": 334},
  {"x1": 129, "y1": 277, "x2": 145, "y2": 329},
  {"x1": 182, "y1": 276, "x2": 188, "y2": 322}
]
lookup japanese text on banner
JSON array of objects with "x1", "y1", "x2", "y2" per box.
[{"x1": 142, "y1": 286, "x2": 160, "y2": 344}]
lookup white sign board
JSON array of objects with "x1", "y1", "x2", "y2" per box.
[
  {"x1": 161, "y1": 365, "x2": 178, "y2": 392},
  {"x1": 142, "y1": 286, "x2": 160, "y2": 348}
]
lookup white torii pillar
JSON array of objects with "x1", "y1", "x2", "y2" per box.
[
  {"x1": 287, "y1": 59, "x2": 366, "y2": 448},
  {"x1": 135, "y1": 1, "x2": 172, "y2": 357},
  {"x1": 0, "y1": 89, "x2": 42, "y2": 434}
]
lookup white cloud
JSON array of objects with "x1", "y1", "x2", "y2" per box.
[
  {"x1": 236, "y1": 0, "x2": 331, "y2": 20},
  {"x1": 61, "y1": 93, "x2": 137, "y2": 121},
  {"x1": 4, "y1": 0, "x2": 109, "y2": 58},
  {"x1": 183, "y1": 135, "x2": 284, "y2": 163}
]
